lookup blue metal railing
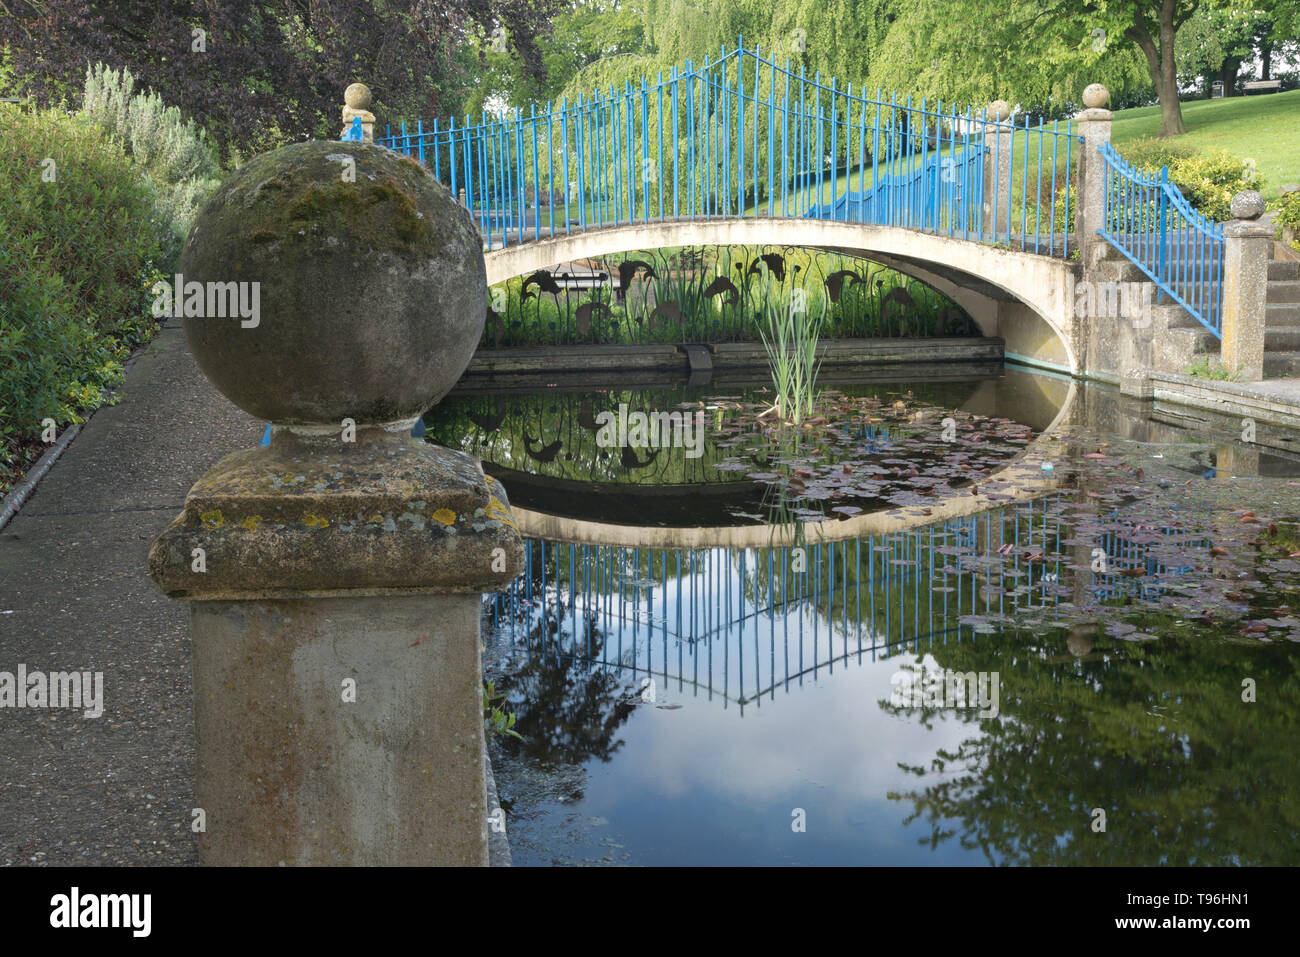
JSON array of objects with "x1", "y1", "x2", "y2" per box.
[
  {"x1": 1097, "y1": 142, "x2": 1225, "y2": 338},
  {"x1": 377, "y1": 40, "x2": 1081, "y2": 257}
]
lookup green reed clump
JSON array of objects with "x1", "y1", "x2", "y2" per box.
[{"x1": 755, "y1": 272, "x2": 824, "y2": 425}]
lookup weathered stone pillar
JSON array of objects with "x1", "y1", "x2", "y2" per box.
[
  {"x1": 1073, "y1": 85, "x2": 1112, "y2": 271},
  {"x1": 149, "y1": 140, "x2": 523, "y2": 865},
  {"x1": 342, "y1": 82, "x2": 376, "y2": 142},
  {"x1": 1221, "y1": 190, "x2": 1271, "y2": 382},
  {"x1": 982, "y1": 100, "x2": 1014, "y2": 240}
]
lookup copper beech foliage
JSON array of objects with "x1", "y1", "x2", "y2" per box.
[{"x1": 0, "y1": 0, "x2": 564, "y2": 158}]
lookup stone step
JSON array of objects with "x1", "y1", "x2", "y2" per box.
[
  {"x1": 1268, "y1": 260, "x2": 1300, "y2": 281},
  {"x1": 1167, "y1": 326, "x2": 1219, "y2": 356},
  {"x1": 1265, "y1": 326, "x2": 1300, "y2": 350},
  {"x1": 1263, "y1": 351, "x2": 1300, "y2": 378},
  {"x1": 1267, "y1": 303, "x2": 1300, "y2": 326},
  {"x1": 1091, "y1": 259, "x2": 1147, "y2": 283},
  {"x1": 1267, "y1": 280, "x2": 1300, "y2": 304},
  {"x1": 1151, "y1": 302, "x2": 1204, "y2": 331}
]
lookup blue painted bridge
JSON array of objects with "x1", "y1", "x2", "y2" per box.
[
  {"x1": 381, "y1": 42, "x2": 1078, "y2": 256},
  {"x1": 371, "y1": 40, "x2": 1234, "y2": 373}
]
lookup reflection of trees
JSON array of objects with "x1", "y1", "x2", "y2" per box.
[
  {"x1": 426, "y1": 386, "x2": 741, "y2": 486},
  {"x1": 883, "y1": 621, "x2": 1300, "y2": 865},
  {"x1": 495, "y1": 566, "x2": 638, "y2": 767}
]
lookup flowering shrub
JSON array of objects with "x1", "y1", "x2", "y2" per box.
[
  {"x1": 1275, "y1": 189, "x2": 1300, "y2": 251},
  {"x1": 1117, "y1": 137, "x2": 1262, "y2": 222}
]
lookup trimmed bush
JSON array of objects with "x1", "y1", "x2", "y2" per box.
[{"x1": 0, "y1": 104, "x2": 164, "y2": 488}]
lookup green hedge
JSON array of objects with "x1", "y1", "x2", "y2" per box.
[
  {"x1": 0, "y1": 105, "x2": 164, "y2": 488},
  {"x1": 1118, "y1": 137, "x2": 1263, "y2": 222}
]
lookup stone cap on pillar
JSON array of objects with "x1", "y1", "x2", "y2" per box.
[
  {"x1": 149, "y1": 138, "x2": 524, "y2": 600},
  {"x1": 1075, "y1": 84, "x2": 1112, "y2": 121},
  {"x1": 1224, "y1": 190, "x2": 1273, "y2": 239},
  {"x1": 149, "y1": 434, "x2": 523, "y2": 599},
  {"x1": 342, "y1": 82, "x2": 376, "y2": 142}
]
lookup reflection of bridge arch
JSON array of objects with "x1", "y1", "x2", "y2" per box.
[
  {"x1": 490, "y1": 488, "x2": 1213, "y2": 715},
  {"x1": 484, "y1": 218, "x2": 1079, "y2": 372},
  {"x1": 507, "y1": 378, "x2": 1077, "y2": 549}
]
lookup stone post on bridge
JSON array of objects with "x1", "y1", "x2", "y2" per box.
[
  {"x1": 982, "y1": 100, "x2": 1014, "y2": 239},
  {"x1": 1221, "y1": 190, "x2": 1271, "y2": 381},
  {"x1": 1074, "y1": 84, "x2": 1113, "y2": 272},
  {"x1": 148, "y1": 138, "x2": 523, "y2": 865},
  {"x1": 341, "y1": 82, "x2": 376, "y2": 142}
]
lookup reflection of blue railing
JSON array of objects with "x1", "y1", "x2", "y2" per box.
[
  {"x1": 1097, "y1": 143, "x2": 1225, "y2": 338},
  {"x1": 488, "y1": 495, "x2": 1224, "y2": 711},
  {"x1": 378, "y1": 39, "x2": 1080, "y2": 256}
]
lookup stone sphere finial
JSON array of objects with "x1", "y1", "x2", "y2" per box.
[
  {"x1": 1082, "y1": 84, "x2": 1109, "y2": 109},
  {"x1": 177, "y1": 140, "x2": 486, "y2": 426},
  {"x1": 344, "y1": 83, "x2": 372, "y2": 110},
  {"x1": 988, "y1": 99, "x2": 1011, "y2": 121},
  {"x1": 1229, "y1": 190, "x2": 1266, "y2": 220}
]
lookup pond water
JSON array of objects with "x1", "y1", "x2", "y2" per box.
[{"x1": 426, "y1": 365, "x2": 1300, "y2": 866}]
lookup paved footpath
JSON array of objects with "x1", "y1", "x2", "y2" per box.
[{"x1": 0, "y1": 322, "x2": 260, "y2": 865}]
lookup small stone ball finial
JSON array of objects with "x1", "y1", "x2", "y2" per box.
[
  {"x1": 1082, "y1": 84, "x2": 1109, "y2": 109},
  {"x1": 178, "y1": 141, "x2": 485, "y2": 426},
  {"x1": 344, "y1": 83, "x2": 372, "y2": 110},
  {"x1": 1230, "y1": 189, "x2": 1266, "y2": 220},
  {"x1": 988, "y1": 100, "x2": 1011, "y2": 121}
]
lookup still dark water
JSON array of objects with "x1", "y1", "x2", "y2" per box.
[{"x1": 427, "y1": 365, "x2": 1300, "y2": 866}]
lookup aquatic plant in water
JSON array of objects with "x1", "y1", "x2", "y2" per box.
[{"x1": 755, "y1": 271, "x2": 825, "y2": 425}]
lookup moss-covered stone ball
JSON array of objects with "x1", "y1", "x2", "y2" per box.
[
  {"x1": 178, "y1": 140, "x2": 485, "y2": 425},
  {"x1": 1082, "y1": 84, "x2": 1110, "y2": 109}
]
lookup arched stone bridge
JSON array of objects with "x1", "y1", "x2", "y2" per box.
[
  {"x1": 483, "y1": 217, "x2": 1081, "y2": 373},
  {"x1": 374, "y1": 41, "x2": 1266, "y2": 383}
]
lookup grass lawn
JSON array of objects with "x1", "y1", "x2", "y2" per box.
[{"x1": 1109, "y1": 90, "x2": 1300, "y2": 199}]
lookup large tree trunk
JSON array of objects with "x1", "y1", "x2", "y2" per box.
[
  {"x1": 1217, "y1": 57, "x2": 1241, "y2": 96},
  {"x1": 1126, "y1": 0, "x2": 1186, "y2": 137}
]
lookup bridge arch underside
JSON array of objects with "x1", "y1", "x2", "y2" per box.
[{"x1": 482, "y1": 218, "x2": 1080, "y2": 373}]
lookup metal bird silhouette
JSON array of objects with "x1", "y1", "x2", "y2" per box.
[
  {"x1": 617, "y1": 259, "x2": 657, "y2": 299},
  {"x1": 646, "y1": 300, "x2": 683, "y2": 334},
  {"x1": 702, "y1": 275, "x2": 739, "y2": 306},
  {"x1": 824, "y1": 269, "x2": 863, "y2": 303},
  {"x1": 621, "y1": 445, "x2": 660, "y2": 469},
  {"x1": 521, "y1": 269, "x2": 562, "y2": 300},
  {"x1": 524, "y1": 433, "x2": 563, "y2": 463},
  {"x1": 746, "y1": 252, "x2": 786, "y2": 282},
  {"x1": 468, "y1": 402, "x2": 506, "y2": 432}
]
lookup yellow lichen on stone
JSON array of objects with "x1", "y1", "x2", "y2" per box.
[
  {"x1": 432, "y1": 508, "x2": 456, "y2": 526},
  {"x1": 241, "y1": 515, "x2": 262, "y2": 531},
  {"x1": 302, "y1": 513, "x2": 330, "y2": 529},
  {"x1": 369, "y1": 514, "x2": 384, "y2": 523},
  {"x1": 485, "y1": 496, "x2": 516, "y2": 529},
  {"x1": 200, "y1": 509, "x2": 224, "y2": 529}
]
